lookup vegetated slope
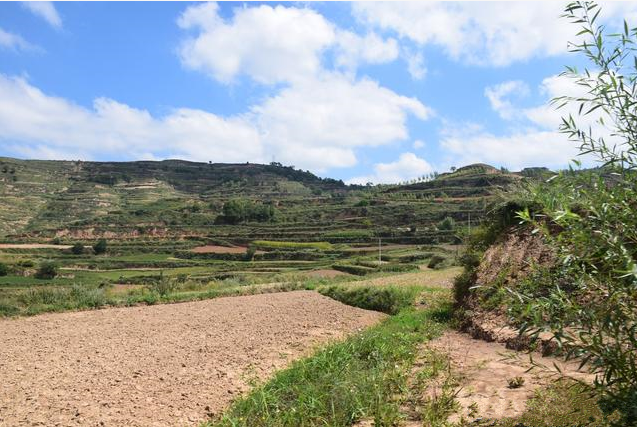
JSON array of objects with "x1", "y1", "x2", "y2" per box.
[{"x1": 0, "y1": 157, "x2": 525, "y2": 243}]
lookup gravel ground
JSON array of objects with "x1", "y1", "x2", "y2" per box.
[{"x1": 0, "y1": 291, "x2": 384, "y2": 426}]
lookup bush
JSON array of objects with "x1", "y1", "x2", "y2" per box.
[
  {"x1": 34, "y1": 261, "x2": 58, "y2": 280},
  {"x1": 0, "y1": 262, "x2": 8, "y2": 276},
  {"x1": 319, "y1": 285, "x2": 420, "y2": 315},
  {"x1": 427, "y1": 255, "x2": 446, "y2": 269},
  {"x1": 93, "y1": 238, "x2": 107, "y2": 255},
  {"x1": 71, "y1": 242, "x2": 84, "y2": 255}
]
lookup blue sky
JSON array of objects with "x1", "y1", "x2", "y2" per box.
[{"x1": 0, "y1": 2, "x2": 634, "y2": 183}]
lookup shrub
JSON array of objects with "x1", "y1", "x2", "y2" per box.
[
  {"x1": 71, "y1": 242, "x2": 84, "y2": 255},
  {"x1": 0, "y1": 262, "x2": 8, "y2": 276},
  {"x1": 427, "y1": 255, "x2": 446, "y2": 269},
  {"x1": 93, "y1": 238, "x2": 107, "y2": 255},
  {"x1": 510, "y1": 4, "x2": 637, "y2": 424},
  {"x1": 319, "y1": 285, "x2": 420, "y2": 315},
  {"x1": 34, "y1": 261, "x2": 58, "y2": 280}
]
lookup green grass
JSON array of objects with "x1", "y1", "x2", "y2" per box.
[
  {"x1": 207, "y1": 300, "x2": 449, "y2": 427},
  {"x1": 252, "y1": 240, "x2": 333, "y2": 251},
  {"x1": 318, "y1": 284, "x2": 421, "y2": 314}
]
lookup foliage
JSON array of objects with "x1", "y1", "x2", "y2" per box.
[
  {"x1": 512, "y1": 3, "x2": 637, "y2": 424},
  {"x1": 0, "y1": 262, "x2": 8, "y2": 276},
  {"x1": 34, "y1": 261, "x2": 58, "y2": 280},
  {"x1": 318, "y1": 285, "x2": 420, "y2": 315},
  {"x1": 208, "y1": 306, "x2": 446, "y2": 427},
  {"x1": 436, "y1": 216, "x2": 455, "y2": 231},
  {"x1": 71, "y1": 242, "x2": 84, "y2": 255},
  {"x1": 93, "y1": 238, "x2": 107, "y2": 255},
  {"x1": 220, "y1": 199, "x2": 278, "y2": 224}
]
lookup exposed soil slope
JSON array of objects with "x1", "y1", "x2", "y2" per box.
[{"x1": 0, "y1": 291, "x2": 384, "y2": 426}]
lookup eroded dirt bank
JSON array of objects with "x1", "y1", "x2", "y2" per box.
[{"x1": 0, "y1": 291, "x2": 384, "y2": 426}]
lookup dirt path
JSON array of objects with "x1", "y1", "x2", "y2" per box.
[
  {"x1": 429, "y1": 331, "x2": 593, "y2": 424},
  {"x1": 0, "y1": 291, "x2": 384, "y2": 427}
]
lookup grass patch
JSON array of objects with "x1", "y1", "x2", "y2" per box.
[
  {"x1": 318, "y1": 284, "x2": 420, "y2": 314},
  {"x1": 251, "y1": 240, "x2": 333, "y2": 251},
  {"x1": 207, "y1": 303, "x2": 448, "y2": 427}
]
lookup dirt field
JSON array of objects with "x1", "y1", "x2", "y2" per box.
[{"x1": 0, "y1": 291, "x2": 384, "y2": 426}]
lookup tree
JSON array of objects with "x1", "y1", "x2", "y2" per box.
[
  {"x1": 517, "y1": 3, "x2": 637, "y2": 424},
  {"x1": 35, "y1": 261, "x2": 58, "y2": 280},
  {"x1": 0, "y1": 262, "x2": 8, "y2": 276},
  {"x1": 437, "y1": 216, "x2": 455, "y2": 231},
  {"x1": 93, "y1": 239, "x2": 107, "y2": 255},
  {"x1": 71, "y1": 243, "x2": 84, "y2": 255}
]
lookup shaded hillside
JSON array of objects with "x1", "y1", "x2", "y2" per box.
[{"x1": 0, "y1": 157, "x2": 524, "y2": 243}]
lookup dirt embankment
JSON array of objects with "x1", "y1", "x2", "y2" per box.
[
  {"x1": 0, "y1": 291, "x2": 384, "y2": 427},
  {"x1": 461, "y1": 228, "x2": 556, "y2": 352}
]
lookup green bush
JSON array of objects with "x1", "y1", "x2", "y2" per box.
[
  {"x1": 0, "y1": 262, "x2": 8, "y2": 276},
  {"x1": 332, "y1": 263, "x2": 375, "y2": 276},
  {"x1": 71, "y1": 242, "x2": 84, "y2": 255},
  {"x1": 93, "y1": 238, "x2": 107, "y2": 255},
  {"x1": 508, "y1": 4, "x2": 637, "y2": 424},
  {"x1": 427, "y1": 255, "x2": 446, "y2": 269},
  {"x1": 34, "y1": 261, "x2": 58, "y2": 280},
  {"x1": 318, "y1": 285, "x2": 419, "y2": 315}
]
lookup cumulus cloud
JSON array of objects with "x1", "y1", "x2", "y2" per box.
[
  {"x1": 178, "y1": 2, "x2": 398, "y2": 84},
  {"x1": 0, "y1": 28, "x2": 38, "y2": 52},
  {"x1": 438, "y1": 73, "x2": 617, "y2": 171},
  {"x1": 0, "y1": 74, "x2": 430, "y2": 171},
  {"x1": 347, "y1": 152, "x2": 434, "y2": 184},
  {"x1": 405, "y1": 50, "x2": 426, "y2": 80},
  {"x1": 0, "y1": 75, "x2": 262, "y2": 162},
  {"x1": 252, "y1": 74, "x2": 431, "y2": 171},
  {"x1": 354, "y1": 2, "x2": 637, "y2": 67},
  {"x1": 413, "y1": 140, "x2": 425, "y2": 149},
  {"x1": 334, "y1": 31, "x2": 399, "y2": 72},
  {"x1": 484, "y1": 80, "x2": 530, "y2": 120},
  {"x1": 22, "y1": 1, "x2": 62, "y2": 29},
  {"x1": 439, "y1": 126, "x2": 578, "y2": 171}
]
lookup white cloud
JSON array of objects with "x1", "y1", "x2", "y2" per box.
[
  {"x1": 334, "y1": 31, "x2": 399, "y2": 72},
  {"x1": 252, "y1": 74, "x2": 431, "y2": 171},
  {"x1": 22, "y1": 1, "x2": 62, "y2": 29},
  {"x1": 439, "y1": 73, "x2": 616, "y2": 171},
  {"x1": 0, "y1": 75, "x2": 262, "y2": 162},
  {"x1": 485, "y1": 80, "x2": 530, "y2": 120},
  {"x1": 178, "y1": 3, "x2": 334, "y2": 84},
  {"x1": 0, "y1": 74, "x2": 430, "y2": 172},
  {"x1": 178, "y1": 2, "x2": 398, "y2": 84},
  {"x1": 413, "y1": 140, "x2": 425, "y2": 149},
  {"x1": 354, "y1": 2, "x2": 637, "y2": 67},
  {"x1": 347, "y1": 152, "x2": 434, "y2": 184},
  {"x1": 405, "y1": 50, "x2": 426, "y2": 80},
  {"x1": 0, "y1": 28, "x2": 38, "y2": 52},
  {"x1": 439, "y1": 126, "x2": 578, "y2": 171}
]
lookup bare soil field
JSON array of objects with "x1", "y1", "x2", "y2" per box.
[{"x1": 0, "y1": 291, "x2": 383, "y2": 426}]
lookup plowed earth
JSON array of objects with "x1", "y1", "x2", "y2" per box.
[{"x1": 0, "y1": 291, "x2": 384, "y2": 426}]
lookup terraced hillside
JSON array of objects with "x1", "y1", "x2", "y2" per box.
[{"x1": 0, "y1": 157, "x2": 525, "y2": 243}]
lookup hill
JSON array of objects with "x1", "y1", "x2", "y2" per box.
[{"x1": 0, "y1": 157, "x2": 525, "y2": 243}]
